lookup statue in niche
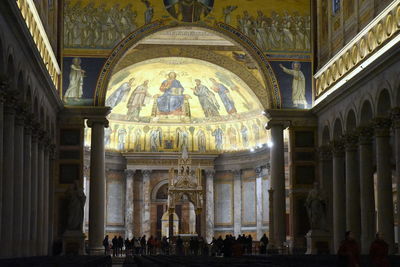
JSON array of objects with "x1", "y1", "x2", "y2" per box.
[
  {"x1": 66, "y1": 180, "x2": 86, "y2": 231},
  {"x1": 212, "y1": 127, "x2": 223, "y2": 151},
  {"x1": 150, "y1": 127, "x2": 162, "y2": 152},
  {"x1": 118, "y1": 128, "x2": 127, "y2": 151},
  {"x1": 176, "y1": 127, "x2": 189, "y2": 152},
  {"x1": 197, "y1": 130, "x2": 206, "y2": 152},
  {"x1": 305, "y1": 182, "x2": 327, "y2": 231},
  {"x1": 240, "y1": 124, "x2": 249, "y2": 147},
  {"x1": 133, "y1": 128, "x2": 142, "y2": 152}
]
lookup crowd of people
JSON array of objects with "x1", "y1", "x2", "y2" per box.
[{"x1": 102, "y1": 233, "x2": 269, "y2": 257}]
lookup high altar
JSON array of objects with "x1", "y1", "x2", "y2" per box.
[{"x1": 166, "y1": 148, "x2": 204, "y2": 238}]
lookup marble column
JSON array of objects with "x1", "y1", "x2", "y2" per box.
[
  {"x1": 357, "y1": 126, "x2": 376, "y2": 254},
  {"x1": 392, "y1": 108, "x2": 400, "y2": 254},
  {"x1": 331, "y1": 140, "x2": 346, "y2": 252},
  {"x1": 233, "y1": 169, "x2": 242, "y2": 237},
  {"x1": 48, "y1": 144, "x2": 56, "y2": 255},
  {"x1": 22, "y1": 115, "x2": 32, "y2": 256},
  {"x1": 29, "y1": 124, "x2": 39, "y2": 256},
  {"x1": 205, "y1": 169, "x2": 215, "y2": 243},
  {"x1": 268, "y1": 189, "x2": 275, "y2": 245},
  {"x1": 344, "y1": 134, "x2": 361, "y2": 244},
  {"x1": 373, "y1": 118, "x2": 395, "y2": 252},
  {"x1": 87, "y1": 118, "x2": 108, "y2": 253},
  {"x1": 318, "y1": 146, "x2": 333, "y2": 239},
  {"x1": 37, "y1": 130, "x2": 45, "y2": 255},
  {"x1": 255, "y1": 167, "x2": 263, "y2": 240},
  {"x1": 0, "y1": 85, "x2": 5, "y2": 242},
  {"x1": 267, "y1": 122, "x2": 286, "y2": 248},
  {"x1": 1, "y1": 94, "x2": 16, "y2": 258},
  {"x1": 142, "y1": 170, "x2": 152, "y2": 237},
  {"x1": 43, "y1": 138, "x2": 50, "y2": 255},
  {"x1": 13, "y1": 108, "x2": 25, "y2": 257},
  {"x1": 125, "y1": 169, "x2": 135, "y2": 240}
]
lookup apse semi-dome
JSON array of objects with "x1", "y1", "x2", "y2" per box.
[{"x1": 104, "y1": 57, "x2": 268, "y2": 153}]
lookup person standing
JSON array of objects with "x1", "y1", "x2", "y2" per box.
[
  {"x1": 279, "y1": 62, "x2": 307, "y2": 108},
  {"x1": 260, "y1": 234, "x2": 269, "y2": 254},
  {"x1": 369, "y1": 233, "x2": 390, "y2": 267},
  {"x1": 112, "y1": 236, "x2": 118, "y2": 257},
  {"x1": 103, "y1": 235, "x2": 109, "y2": 255},
  {"x1": 64, "y1": 57, "x2": 85, "y2": 101},
  {"x1": 126, "y1": 80, "x2": 151, "y2": 121},
  {"x1": 338, "y1": 231, "x2": 360, "y2": 267}
]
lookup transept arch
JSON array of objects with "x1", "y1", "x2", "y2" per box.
[{"x1": 94, "y1": 23, "x2": 280, "y2": 109}]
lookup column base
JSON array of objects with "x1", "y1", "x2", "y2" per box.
[
  {"x1": 62, "y1": 230, "x2": 86, "y2": 255},
  {"x1": 305, "y1": 230, "x2": 331, "y2": 255}
]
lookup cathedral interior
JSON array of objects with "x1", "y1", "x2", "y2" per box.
[{"x1": 1, "y1": 0, "x2": 400, "y2": 265}]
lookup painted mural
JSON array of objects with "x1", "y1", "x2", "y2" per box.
[
  {"x1": 269, "y1": 60, "x2": 312, "y2": 109},
  {"x1": 62, "y1": 57, "x2": 106, "y2": 105},
  {"x1": 164, "y1": 0, "x2": 214, "y2": 22},
  {"x1": 102, "y1": 57, "x2": 269, "y2": 152},
  {"x1": 63, "y1": 0, "x2": 311, "y2": 53}
]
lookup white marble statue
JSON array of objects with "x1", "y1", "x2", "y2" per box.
[
  {"x1": 305, "y1": 182, "x2": 327, "y2": 231},
  {"x1": 66, "y1": 181, "x2": 86, "y2": 231}
]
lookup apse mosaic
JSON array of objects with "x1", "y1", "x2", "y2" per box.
[
  {"x1": 101, "y1": 57, "x2": 268, "y2": 152},
  {"x1": 63, "y1": 0, "x2": 311, "y2": 53}
]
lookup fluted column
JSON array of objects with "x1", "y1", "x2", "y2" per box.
[
  {"x1": 21, "y1": 115, "x2": 32, "y2": 257},
  {"x1": 1, "y1": 93, "x2": 16, "y2": 258},
  {"x1": 142, "y1": 170, "x2": 152, "y2": 237},
  {"x1": 125, "y1": 169, "x2": 135, "y2": 240},
  {"x1": 205, "y1": 169, "x2": 215, "y2": 243},
  {"x1": 0, "y1": 84, "x2": 5, "y2": 242},
  {"x1": 233, "y1": 169, "x2": 242, "y2": 237},
  {"x1": 13, "y1": 107, "x2": 25, "y2": 256},
  {"x1": 43, "y1": 137, "x2": 50, "y2": 255},
  {"x1": 37, "y1": 129, "x2": 45, "y2": 255},
  {"x1": 267, "y1": 121, "x2": 286, "y2": 248},
  {"x1": 255, "y1": 167, "x2": 263, "y2": 240},
  {"x1": 87, "y1": 118, "x2": 108, "y2": 254},
  {"x1": 318, "y1": 146, "x2": 333, "y2": 239},
  {"x1": 344, "y1": 134, "x2": 361, "y2": 244},
  {"x1": 392, "y1": 108, "x2": 400, "y2": 254},
  {"x1": 331, "y1": 140, "x2": 346, "y2": 252},
  {"x1": 357, "y1": 126, "x2": 375, "y2": 254},
  {"x1": 373, "y1": 118, "x2": 395, "y2": 252},
  {"x1": 29, "y1": 123, "x2": 39, "y2": 256}
]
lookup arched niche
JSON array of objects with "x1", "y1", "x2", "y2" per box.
[
  {"x1": 333, "y1": 118, "x2": 343, "y2": 140},
  {"x1": 322, "y1": 125, "x2": 330, "y2": 145},
  {"x1": 346, "y1": 109, "x2": 357, "y2": 133},
  {"x1": 360, "y1": 100, "x2": 373, "y2": 126},
  {"x1": 377, "y1": 89, "x2": 391, "y2": 117}
]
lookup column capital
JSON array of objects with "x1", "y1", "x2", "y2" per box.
[
  {"x1": 4, "y1": 91, "x2": 19, "y2": 114},
  {"x1": 15, "y1": 105, "x2": 28, "y2": 126},
  {"x1": 205, "y1": 169, "x2": 215, "y2": 178},
  {"x1": 125, "y1": 169, "x2": 135, "y2": 179},
  {"x1": 49, "y1": 144, "x2": 57, "y2": 160},
  {"x1": 24, "y1": 113, "x2": 34, "y2": 133},
  {"x1": 372, "y1": 117, "x2": 392, "y2": 137},
  {"x1": 87, "y1": 118, "x2": 109, "y2": 128},
  {"x1": 318, "y1": 145, "x2": 332, "y2": 161},
  {"x1": 356, "y1": 126, "x2": 374, "y2": 144},
  {"x1": 255, "y1": 166, "x2": 263, "y2": 177},
  {"x1": 141, "y1": 169, "x2": 152, "y2": 178},
  {"x1": 265, "y1": 120, "x2": 290, "y2": 130},
  {"x1": 344, "y1": 133, "x2": 358, "y2": 151},
  {"x1": 330, "y1": 139, "x2": 345, "y2": 157},
  {"x1": 391, "y1": 107, "x2": 400, "y2": 129},
  {"x1": 232, "y1": 169, "x2": 241, "y2": 179}
]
